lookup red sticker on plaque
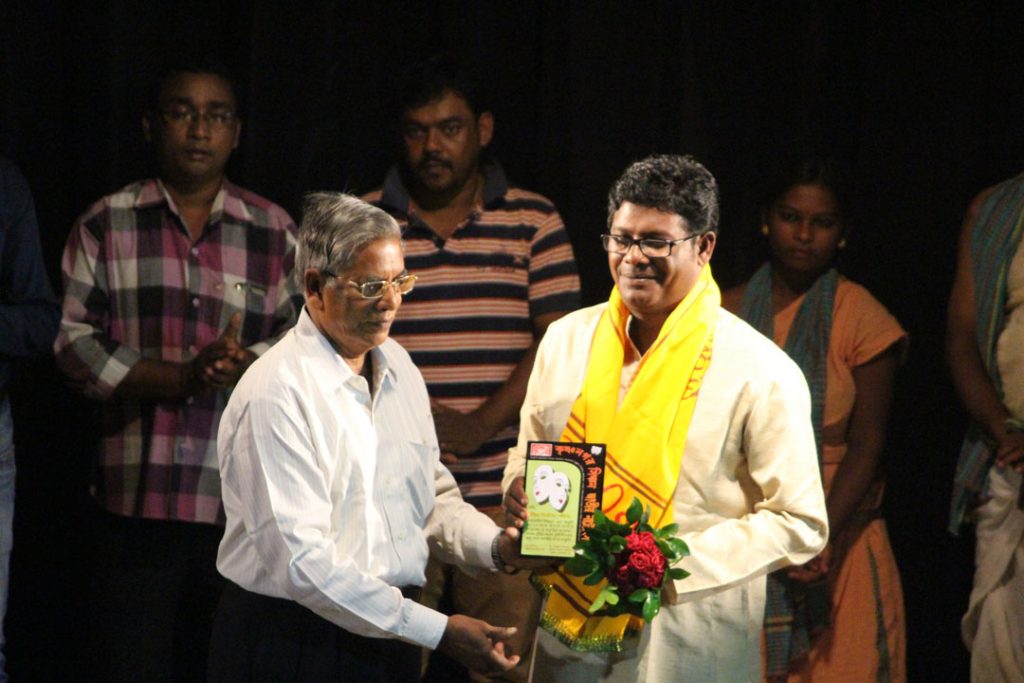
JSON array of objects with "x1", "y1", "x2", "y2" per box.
[{"x1": 530, "y1": 442, "x2": 553, "y2": 457}]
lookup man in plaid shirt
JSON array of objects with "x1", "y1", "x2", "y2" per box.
[{"x1": 54, "y1": 59, "x2": 301, "y2": 682}]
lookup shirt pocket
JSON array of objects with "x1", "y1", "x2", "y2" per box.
[
  {"x1": 396, "y1": 439, "x2": 436, "y2": 526},
  {"x1": 218, "y1": 274, "x2": 271, "y2": 338}
]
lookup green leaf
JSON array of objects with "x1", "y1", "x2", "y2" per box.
[
  {"x1": 609, "y1": 535, "x2": 627, "y2": 553},
  {"x1": 657, "y1": 522, "x2": 679, "y2": 537},
  {"x1": 602, "y1": 585, "x2": 620, "y2": 605},
  {"x1": 593, "y1": 509, "x2": 609, "y2": 527},
  {"x1": 642, "y1": 592, "x2": 661, "y2": 623},
  {"x1": 640, "y1": 504, "x2": 651, "y2": 527},
  {"x1": 584, "y1": 569, "x2": 606, "y2": 586},
  {"x1": 589, "y1": 589, "x2": 609, "y2": 613},
  {"x1": 667, "y1": 537, "x2": 690, "y2": 558},
  {"x1": 626, "y1": 498, "x2": 643, "y2": 524},
  {"x1": 611, "y1": 520, "x2": 633, "y2": 536},
  {"x1": 606, "y1": 602, "x2": 626, "y2": 617},
  {"x1": 668, "y1": 567, "x2": 690, "y2": 580},
  {"x1": 655, "y1": 539, "x2": 672, "y2": 558},
  {"x1": 564, "y1": 555, "x2": 596, "y2": 576},
  {"x1": 628, "y1": 588, "x2": 649, "y2": 603}
]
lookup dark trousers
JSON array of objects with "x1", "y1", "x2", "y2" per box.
[
  {"x1": 86, "y1": 508, "x2": 225, "y2": 683},
  {"x1": 209, "y1": 582, "x2": 422, "y2": 682}
]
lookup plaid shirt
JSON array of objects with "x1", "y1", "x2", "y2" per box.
[{"x1": 55, "y1": 179, "x2": 302, "y2": 525}]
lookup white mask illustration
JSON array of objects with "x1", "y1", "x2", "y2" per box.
[
  {"x1": 532, "y1": 465, "x2": 554, "y2": 503},
  {"x1": 550, "y1": 472, "x2": 571, "y2": 512}
]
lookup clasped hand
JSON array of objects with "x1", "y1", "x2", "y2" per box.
[
  {"x1": 431, "y1": 399, "x2": 492, "y2": 464},
  {"x1": 186, "y1": 313, "x2": 256, "y2": 393}
]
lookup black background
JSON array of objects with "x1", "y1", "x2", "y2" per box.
[{"x1": 5, "y1": 2, "x2": 1023, "y2": 680}]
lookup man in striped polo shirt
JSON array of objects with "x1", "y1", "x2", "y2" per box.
[{"x1": 365, "y1": 57, "x2": 581, "y2": 682}]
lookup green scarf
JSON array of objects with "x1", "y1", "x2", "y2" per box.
[{"x1": 739, "y1": 263, "x2": 837, "y2": 677}]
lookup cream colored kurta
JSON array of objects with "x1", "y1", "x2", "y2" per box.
[{"x1": 503, "y1": 304, "x2": 829, "y2": 683}]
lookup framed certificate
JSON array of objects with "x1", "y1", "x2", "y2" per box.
[{"x1": 520, "y1": 440, "x2": 606, "y2": 558}]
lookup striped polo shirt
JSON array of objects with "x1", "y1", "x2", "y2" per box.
[{"x1": 365, "y1": 162, "x2": 581, "y2": 509}]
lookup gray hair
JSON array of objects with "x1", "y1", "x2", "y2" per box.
[{"x1": 295, "y1": 192, "x2": 402, "y2": 276}]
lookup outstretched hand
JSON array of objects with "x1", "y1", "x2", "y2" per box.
[
  {"x1": 438, "y1": 615, "x2": 519, "y2": 675},
  {"x1": 496, "y1": 526, "x2": 561, "y2": 572}
]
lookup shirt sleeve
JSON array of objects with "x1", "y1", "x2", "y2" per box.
[
  {"x1": 53, "y1": 207, "x2": 142, "y2": 399},
  {"x1": 247, "y1": 213, "x2": 303, "y2": 357},
  {"x1": 528, "y1": 207, "x2": 581, "y2": 319},
  {"x1": 835, "y1": 281, "x2": 908, "y2": 369},
  {"x1": 220, "y1": 387, "x2": 452, "y2": 649},
  {"x1": 408, "y1": 349, "x2": 499, "y2": 573},
  {"x1": 674, "y1": 361, "x2": 829, "y2": 601},
  {"x1": 0, "y1": 161, "x2": 60, "y2": 361},
  {"x1": 425, "y1": 459, "x2": 501, "y2": 575},
  {"x1": 502, "y1": 313, "x2": 567, "y2": 494}
]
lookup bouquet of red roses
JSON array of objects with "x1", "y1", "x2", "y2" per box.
[{"x1": 563, "y1": 497, "x2": 690, "y2": 623}]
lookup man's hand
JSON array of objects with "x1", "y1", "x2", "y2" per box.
[
  {"x1": 431, "y1": 399, "x2": 493, "y2": 456},
  {"x1": 502, "y1": 476, "x2": 529, "y2": 528},
  {"x1": 787, "y1": 545, "x2": 831, "y2": 583},
  {"x1": 995, "y1": 426, "x2": 1024, "y2": 471},
  {"x1": 496, "y1": 526, "x2": 560, "y2": 572},
  {"x1": 438, "y1": 615, "x2": 519, "y2": 675},
  {"x1": 187, "y1": 313, "x2": 256, "y2": 393}
]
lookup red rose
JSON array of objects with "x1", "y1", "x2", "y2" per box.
[
  {"x1": 629, "y1": 549, "x2": 653, "y2": 572},
  {"x1": 608, "y1": 530, "x2": 667, "y2": 593},
  {"x1": 627, "y1": 531, "x2": 658, "y2": 553},
  {"x1": 635, "y1": 549, "x2": 666, "y2": 588},
  {"x1": 612, "y1": 563, "x2": 635, "y2": 595},
  {"x1": 633, "y1": 532, "x2": 667, "y2": 587}
]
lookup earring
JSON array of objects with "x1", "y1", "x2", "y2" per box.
[
  {"x1": 760, "y1": 224, "x2": 769, "y2": 236},
  {"x1": 838, "y1": 238, "x2": 847, "y2": 249}
]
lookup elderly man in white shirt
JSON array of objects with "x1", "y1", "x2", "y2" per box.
[{"x1": 210, "y1": 193, "x2": 535, "y2": 682}]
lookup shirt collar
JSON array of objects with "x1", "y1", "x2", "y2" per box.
[
  {"x1": 378, "y1": 158, "x2": 509, "y2": 219},
  {"x1": 134, "y1": 177, "x2": 252, "y2": 225},
  {"x1": 294, "y1": 307, "x2": 400, "y2": 393}
]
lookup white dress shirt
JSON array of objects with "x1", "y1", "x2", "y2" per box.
[{"x1": 217, "y1": 308, "x2": 499, "y2": 649}]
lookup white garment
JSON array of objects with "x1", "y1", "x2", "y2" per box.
[
  {"x1": 503, "y1": 303, "x2": 829, "y2": 683},
  {"x1": 964, "y1": 236, "x2": 1024, "y2": 681},
  {"x1": 217, "y1": 308, "x2": 499, "y2": 650}
]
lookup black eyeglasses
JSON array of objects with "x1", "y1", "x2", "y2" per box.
[
  {"x1": 321, "y1": 270, "x2": 417, "y2": 299},
  {"x1": 600, "y1": 233, "x2": 700, "y2": 258},
  {"x1": 158, "y1": 107, "x2": 237, "y2": 130}
]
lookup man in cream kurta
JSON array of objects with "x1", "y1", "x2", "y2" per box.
[{"x1": 502, "y1": 155, "x2": 828, "y2": 682}]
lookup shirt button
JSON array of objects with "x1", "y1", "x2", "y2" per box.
[
  {"x1": 192, "y1": 297, "x2": 200, "y2": 307},
  {"x1": 191, "y1": 247, "x2": 199, "y2": 256}
]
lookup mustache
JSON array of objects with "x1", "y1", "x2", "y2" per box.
[{"x1": 418, "y1": 153, "x2": 452, "y2": 170}]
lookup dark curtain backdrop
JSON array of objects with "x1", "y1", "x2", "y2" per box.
[{"x1": 4, "y1": 2, "x2": 1023, "y2": 680}]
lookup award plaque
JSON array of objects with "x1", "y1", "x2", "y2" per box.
[{"x1": 520, "y1": 440, "x2": 605, "y2": 558}]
